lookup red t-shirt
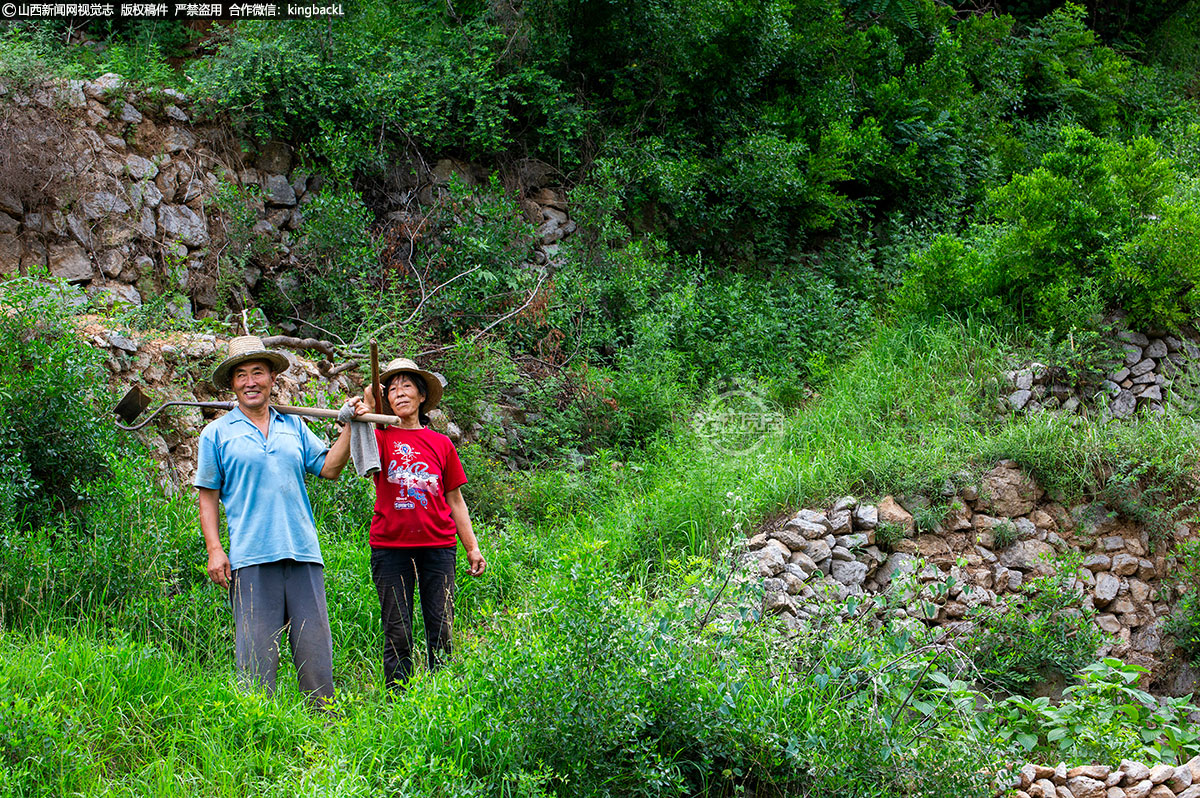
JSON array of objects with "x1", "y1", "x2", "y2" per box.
[{"x1": 369, "y1": 427, "x2": 467, "y2": 548}]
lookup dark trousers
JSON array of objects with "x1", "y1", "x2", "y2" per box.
[
  {"x1": 370, "y1": 546, "x2": 456, "y2": 688},
  {"x1": 230, "y1": 560, "x2": 334, "y2": 705}
]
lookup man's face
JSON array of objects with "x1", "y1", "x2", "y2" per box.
[{"x1": 230, "y1": 360, "x2": 276, "y2": 411}]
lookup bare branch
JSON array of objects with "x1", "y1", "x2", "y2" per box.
[
  {"x1": 262, "y1": 335, "x2": 340, "y2": 359},
  {"x1": 418, "y1": 271, "x2": 547, "y2": 358}
]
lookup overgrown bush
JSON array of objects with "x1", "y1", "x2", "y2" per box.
[
  {"x1": 0, "y1": 276, "x2": 124, "y2": 529},
  {"x1": 1165, "y1": 540, "x2": 1200, "y2": 660},
  {"x1": 966, "y1": 553, "x2": 1106, "y2": 692},
  {"x1": 898, "y1": 127, "x2": 1200, "y2": 334},
  {"x1": 995, "y1": 658, "x2": 1200, "y2": 765}
]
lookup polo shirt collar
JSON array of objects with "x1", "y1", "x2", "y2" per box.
[{"x1": 228, "y1": 404, "x2": 281, "y2": 427}]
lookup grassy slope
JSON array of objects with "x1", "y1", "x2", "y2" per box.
[{"x1": 5, "y1": 319, "x2": 1199, "y2": 796}]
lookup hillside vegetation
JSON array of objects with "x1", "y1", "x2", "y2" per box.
[{"x1": 3, "y1": 1, "x2": 1200, "y2": 796}]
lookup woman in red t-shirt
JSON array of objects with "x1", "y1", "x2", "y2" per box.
[{"x1": 355, "y1": 357, "x2": 486, "y2": 688}]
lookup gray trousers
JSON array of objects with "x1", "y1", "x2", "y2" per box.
[{"x1": 231, "y1": 560, "x2": 334, "y2": 703}]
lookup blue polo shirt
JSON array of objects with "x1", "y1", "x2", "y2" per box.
[{"x1": 193, "y1": 406, "x2": 330, "y2": 570}]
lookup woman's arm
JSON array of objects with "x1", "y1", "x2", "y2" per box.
[{"x1": 446, "y1": 486, "x2": 486, "y2": 576}]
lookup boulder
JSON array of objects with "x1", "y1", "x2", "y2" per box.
[
  {"x1": 1067, "y1": 776, "x2": 1107, "y2": 798},
  {"x1": 877, "y1": 496, "x2": 914, "y2": 533},
  {"x1": 48, "y1": 242, "x2": 92, "y2": 282},
  {"x1": 830, "y1": 560, "x2": 868, "y2": 588},
  {"x1": 997, "y1": 539, "x2": 1056, "y2": 571},
  {"x1": 158, "y1": 204, "x2": 209, "y2": 246},
  {"x1": 977, "y1": 463, "x2": 1042, "y2": 516},
  {"x1": 1094, "y1": 572, "x2": 1121, "y2": 606},
  {"x1": 852, "y1": 504, "x2": 878, "y2": 530},
  {"x1": 1111, "y1": 553, "x2": 1140, "y2": 576}
]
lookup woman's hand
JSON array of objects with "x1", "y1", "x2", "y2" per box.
[
  {"x1": 360, "y1": 389, "x2": 375, "y2": 413},
  {"x1": 349, "y1": 396, "x2": 370, "y2": 416},
  {"x1": 466, "y1": 547, "x2": 487, "y2": 576}
]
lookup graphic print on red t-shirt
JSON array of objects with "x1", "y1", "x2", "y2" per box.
[
  {"x1": 387, "y1": 441, "x2": 440, "y2": 510},
  {"x1": 370, "y1": 428, "x2": 467, "y2": 548}
]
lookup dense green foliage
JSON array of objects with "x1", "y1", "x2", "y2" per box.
[{"x1": 0, "y1": 277, "x2": 123, "y2": 530}]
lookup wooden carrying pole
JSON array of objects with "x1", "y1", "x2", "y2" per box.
[{"x1": 370, "y1": 340, "x2": 385, "y2": 429}]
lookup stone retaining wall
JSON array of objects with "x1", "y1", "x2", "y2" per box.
[
  {"x1": 1011, "y1": 757, "x2": 1200, "y2": 798},
  {"x1": 740, "y1": 461, "x2": 1194, "y2": 692}
]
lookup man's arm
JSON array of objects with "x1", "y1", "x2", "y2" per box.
[
  {"x1": 198, "y1": 487, "x2": 230, "y2": 588},
  {"x1": 319, "y1": 416, "x2": 355, "y2": 479},
  {"x1": 446, "y1": 486, "x2": 486, "y2": 576}
]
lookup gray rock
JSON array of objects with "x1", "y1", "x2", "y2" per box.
[
  {"x1": 827, "y1": 510, "x2": 852, "y2": 535},
  {"x1": 130, "y1": 180, "x2": 163, "y2": 209},
  {"x1": 793, "y1": 509, "x2": 832, "y2": 530},
  {"x1": 1150, "y1": 764, "x2": 1176, "y2": 785},
  {"x1": 1066, "y1": 776, "x2": 1106, "y2": 798},
  {"x1": 1096, "y1": 614, "x2": 1122, "y2": 634},
  {"x1": 837, "y1": 532, "x2": 869, "y2": 550},
  {"x1": 47, "y1": 242, "x2": 92, "y2": 282},
  {"x1": 1123, "y1": 344, "x2": 1144, "y2": 365},
  {"x1": 1110, "y1": 367, "x2": 1131, "y2": 382},
  {"x1": 165, "y1": 127, "x2": 196, "y2": 153},
  {"x1": 997, "y1": 539, "x2": 1055, "y2": 571},
  {"x1": 1009, "y1": 389, "x2": 1032, "y2": 411},
  {"x1": 263, "y1": 174, "x2": 297, "y2": 206},
  {"x1": 830, "y1": 546, "x2": 854, "y2": 562},
  {"x1": 1120, "y1": 761, "x2": 1151, "y2": 784},
  {"x1": 806, "y1": 539, "x2": 831, "y2": 563},
  {"x1": 1094, "y1": 572, "x2": 1120, "y2": 606},
  {"x1": 875, "y1": 552, "x2": 918, "y2": 589},
  {"x1": 1111, "y1": 389, "x2": 1137, "y2": 418},
  {"x1": 1145, "y1": 339, "x2": 1168, "y2": 359},
  {"x1": 1138, "y1": 385, "x2": 1162, "y2": 403},
  {"x1": 1111, "y1": 553, "x2": 1140, "y2": 576},
  {"x1": 831, "y1": 560, "x2": 868, "y2": 587},
  {"x1": 1130, "y1": 358, "x2": 1156, "y2": 377},
  {"x1": 1130, "y1": 623, "x2": 1162, "y2": 654},
  {"x1": 785, "y1": 517, "x2": 828, "y2": 540},
  {"x1": 852, "y1": 504, "x2": 878, "y2": 530},
  {"x1": 1102, "y1": 535, "x2": 1126, "y2": 551},
  {"x1": 832, "y1": 496, "x2": 857, "y2": 513},
  {"x1": 788, "y1": 553, "x2": 817, "y2": 577},
  {"x1": 124, "y1": 154, "x2": 158, "y2": 180},
  {"x1": 1169, "y1": 765, "x2": 1194, "y2": 792},
  {"x1": 165, "y1": 104, "x2": 189, "y2": 122},
  {"x1": 116, "y1": 100, "x2": 142, "y2": 123},
  {"x1": 1118, "y1": 330, "x2": 1150, "y2": 347},
  {"x1": 80, "y1": 190, "x2": 131, "y2": 219},
  {"x1": 1083, "y1": 553, "x2": 1112, "y2": 571},
  {"x1": 769, "y1": 528, "x2": 807, "y2": 552},
  {"x1": 157, "y1": 204, "x2": 209, "y2": 246}
]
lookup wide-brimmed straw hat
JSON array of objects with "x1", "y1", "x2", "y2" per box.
[
  {"x1": 212, "y1": 335, "x2": 290, "y2": 390},
  {"x1": 378, "y1": 357, "x2": 444, "y2": 413}
]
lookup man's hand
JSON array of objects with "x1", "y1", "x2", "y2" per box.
[
  {"x1": 207, "y1": 549, "x2": 232, "y2": 588},
  {"x1": 466, "y1": 547, "x2": 487, "y2": 576}
]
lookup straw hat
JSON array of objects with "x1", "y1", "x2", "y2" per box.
[
  {"x1": 212, "y1": 335, "x2": 290, "y2": 389},
  {"x1": 378, "y1": 357, "x2": 444, "y2": 413}
]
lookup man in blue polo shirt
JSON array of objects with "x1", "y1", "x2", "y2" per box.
[{"x1": 194, "y1": 335, "x2": 353, "y2": 705}]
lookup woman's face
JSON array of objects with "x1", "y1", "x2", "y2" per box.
[{"x1": 387, "y1": 374, "x2": 426, "y2": 422}]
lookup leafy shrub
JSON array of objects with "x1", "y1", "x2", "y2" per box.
[
  {"x1": 0, "y1": 276, "x2": 124, "y2": 529},
  {"x1": 995, "y1": 658, "x2": 1200, "y2": 764},
  {"x1": 966, "y1": 553, "x2": 1106, "y2": 692},
  {"x1": 898, "y1": 127, "x2": 1200, "y2": 335},
  {"x1": 874, "y1": 521, "x2": 907, "y2": 549},
  {"x1": 1165, "y1": 540, "x2": 1200, "y2": 660},
  {"x1": 992, "y1": 520, "x2": 1018, "y2": 549}
]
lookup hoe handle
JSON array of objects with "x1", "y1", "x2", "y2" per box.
[{"x1": 274, "y1": 405, "x2": 400, "y2": 426}]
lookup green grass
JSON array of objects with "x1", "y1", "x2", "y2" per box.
[{"x1": 5, "y1": 317, "x2": 1200, "y2": 796}]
